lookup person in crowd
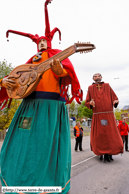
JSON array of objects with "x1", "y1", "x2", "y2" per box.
[
  {"x1": 74, "y1": 121, "x2": 84, "y2": 152},
  {"x1": 118, "y1": 118, "x2": 129, "y2": 152}
]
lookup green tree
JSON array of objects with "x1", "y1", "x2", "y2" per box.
[
  {"x1": 69, "y1": 101, "x2": 76, "y2": 117},
  {"x1": 0, "y1": 60, "x2": 14, "y2": 79},
  {"x1": 114, "y1": 108, "x2": 128, "y2": 121},
  {"x1": 77, "y1": 101, "x2": 85, "y2": 118},
  {"x1": 114, "y1": 108, "x2": 121, "y2": 120},
  {"x1": 83, "y1": 106, "x2": 93, "y2": 119},
  {"x1": 68, "y1": 100, "x2": 93, "y2": 119},
  {"x1": 78, "y1": 100, "x2": 93, "y2": 119},
  {"x1": 0, "y1": 99, "x2": 22, "y2": 130},
  {"x1": 0, "y1": 60, "x2": 21, "y2": 130},
  {"x1": 121, "y1": 109, "x2": 128, "y2": 114}
]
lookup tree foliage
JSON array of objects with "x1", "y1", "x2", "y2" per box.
[
  {"x1": 0, "y1": 99, "x2": 22, "y2": 130},
  {"x1": 0, "y1": 60, "x2": 21, "y2": 130},
  {"x1": 82, "y1": 106, "x2": 93, "y2": 119},
  {"x1": 68, "y1": 100, "x2": 93, "y2": 119},
  {"x1": 114, "y1": 108, "x2": 128, "y2": 121},
  {"x1": 69, "y1": 101, "x2": 76, "y2": 117},
  {"x1": 0, "y1": 60, "x2": 14, "y2": 79},
  {"x1": 114, "y1": 108, "x2": 121, "y2": 120}
]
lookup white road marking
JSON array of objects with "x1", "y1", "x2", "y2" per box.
[{"x1": 71, "y1": 155, "x2": 96, "y2": 168}]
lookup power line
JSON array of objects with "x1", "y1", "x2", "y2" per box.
[{"x1": 114, "y1": 75, "x2": 129, "y2": 79}]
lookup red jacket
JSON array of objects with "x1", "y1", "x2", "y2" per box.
[{"x1": 118, "y1": 122, "x2": 129, "y2": 136}]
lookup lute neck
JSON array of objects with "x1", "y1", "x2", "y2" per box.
[{"x1": 39, "y1": 45, "x2": 76, "y2": 66}]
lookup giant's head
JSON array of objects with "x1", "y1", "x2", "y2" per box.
[{"x1": 93, "y1": 73, "x2": 102, "y2": 83}]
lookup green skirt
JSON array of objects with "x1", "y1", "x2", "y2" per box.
[{"x1": 0, "y1": 95, "x2": 71, "y2": 194}]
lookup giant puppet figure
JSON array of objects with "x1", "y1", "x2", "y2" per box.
[
  {"x1": 85, "y1": 73, "x2": 123, "y2": 162},
  {"x1": 0, "y1": 1, "x2": 83, "y2": 193}
]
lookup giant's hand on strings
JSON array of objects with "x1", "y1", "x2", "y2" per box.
[
  {"x1": 1, "y1": 77, "x2": 17, "y2": 90},
  {"x1": 50, "y1": 59, "x2": 63, "y2": 75}
]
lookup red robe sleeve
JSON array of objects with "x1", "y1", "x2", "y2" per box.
[
  {"x1": 0, "y1": 76, "x2": 12, "y2": 110},
  {"x1": 0, "y1": 87, "x2": 12, "y2": 110},
  {"x1": 85, "y1": 87, "x2": 92, "y2": 109},
  {"x1": 110, "y1": 86, "x2": 119, "y2": 108}
]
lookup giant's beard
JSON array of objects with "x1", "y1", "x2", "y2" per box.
[{"x1": 95, "y1": 78, "x2": 102, "y2": 83}]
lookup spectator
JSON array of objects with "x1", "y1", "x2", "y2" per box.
[
  {"x1": 118, "y1": 118, "x2": 129, "y2": 152},
  {"x1": 74, "y1": 121, "x2": 84, "y2": 151}
]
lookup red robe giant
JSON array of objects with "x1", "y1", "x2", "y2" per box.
[{"x1": 85, "y1": 82, "x2": 123, "y2": 155}]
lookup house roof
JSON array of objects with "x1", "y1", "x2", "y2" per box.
[{"x1": 122, "y1": 105, "x2": 129, "y2": 110}]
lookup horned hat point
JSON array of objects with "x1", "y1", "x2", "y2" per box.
[{"x1": 6, "y1": 0, "x2": 61, "y2": 51}]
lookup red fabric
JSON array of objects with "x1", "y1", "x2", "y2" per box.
[
  {"x1": 44, "y1": 0, "x2": 51, "y2": 37},
  {"x1": 26, "y1": 49, "x2": 82, "y2": 104},
  {"x1": 118, "y1": 122, "x2": 129, "y2": 136},
  {"x1": 0, "y1": 87, "x2": 9, "y2": 102},
  {"x1": 44, "y1": 0, "x2": 61, "y2": 41},
  {"x1": 85, "y1": 82, "x2": 123, "y2": 155},
  {"x1": 6, "y1": 30, "x2": 39, "y2": 43},
  {"x1": 6, "y1": 30, "x2": 52, "y2": 50},
  {"x1": 0, "y1": 75, "x2": 12, "y2": 110},
  {"x1": 0, "y1": 87, "x2": 12, "y2": 110}
]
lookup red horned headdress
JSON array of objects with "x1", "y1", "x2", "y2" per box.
[{"x1": 6, "y1": 0, "x2": 61, "y2": 51}]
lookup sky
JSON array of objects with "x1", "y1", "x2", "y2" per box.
[{"x1": 0, "y1": 0, "x2": 129, "y2": 109}]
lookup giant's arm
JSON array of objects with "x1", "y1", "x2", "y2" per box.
[
  {"x1": 85, "y1": 88, "x2": 92, "y2": 109},
  {"x1": 110, "y1": 86, "x2": 119, "y2": 108}
]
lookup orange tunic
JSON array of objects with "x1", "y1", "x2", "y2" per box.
[{"x1": 33, "y1": 52, "x2": 68, "y2": 93}]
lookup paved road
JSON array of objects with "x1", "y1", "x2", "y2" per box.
[
  {"x1": 69, "y1": 136, "x2": 129, "y2": 194},
  {"x1": 1, "y1": 137, "x2": 129, "y2": 194}
]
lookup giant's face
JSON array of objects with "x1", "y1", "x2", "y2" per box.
[
  {"x1": 93, "y1": 73, "x2": 102, "y2": 83},
  {"x1": 38, "y1": 39, "x2": 47, "y2": 51}
]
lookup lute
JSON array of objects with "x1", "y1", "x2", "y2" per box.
[{"x1": 7, "y1": 42, "x2": 95, "y2": 99}]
